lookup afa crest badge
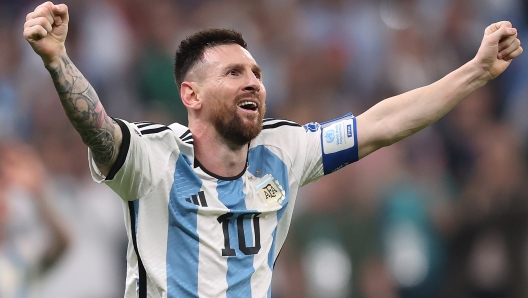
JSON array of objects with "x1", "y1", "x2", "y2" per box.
[{"x1": 253, "y1": 174, "x2": 286, "y2": 207}]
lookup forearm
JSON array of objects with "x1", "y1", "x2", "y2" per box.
[
  {"x1": 45, "y1": 54, "x2": 122, "y2": 173},
  {"x1": 379, "y1": 60, "x2": 488, "y2": 137},
  {"x1": 357, "y1": 59, "x2": 489, "y2": 158}
]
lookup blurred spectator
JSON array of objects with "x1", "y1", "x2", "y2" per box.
[
  {"x1": 130, "y1": 0, "x2": 188, "y2": 124},
  {"x1": 379, "y1": 136, "x2": 451, "y2": 298},
  {"x1": 0, "y1": 23, "x2": 32, "y2": 141},
  {"x1": 75, "y1": 0, "x2": 141, "y2": 121},
  {"x1": 282, "y1": 144, "x2": 404, "y2": 298},
  {"x1": 32, "y1": 175, "x2": 127, "y2": 298},
  {"x1": 441, "y1": 124, "x2": 528, "y2": 298},
  {"x1": 287, "y1": 183, "x2": 382, "y2": 298},
  {"x1": 0, "y1": 141, "x2": 70, "y2": 298}
]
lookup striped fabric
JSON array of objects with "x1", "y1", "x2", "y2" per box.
[{"x1": 88, "y1": 114, "x2": 358, "y2": 297}]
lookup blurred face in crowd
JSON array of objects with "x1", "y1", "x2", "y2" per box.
[
  {"x1": 0, "y1": 154, "x2": 7, "y2": 240},
  {"x1": 192, "y1": 44, "x2": 267, "y2": 146},
  {"x1": 0, "y1": 184, "x2": 5, "y2": 229}
]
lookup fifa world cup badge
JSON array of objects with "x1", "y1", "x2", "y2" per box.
[{"x1": 253, "y1": 174, "x2": 286, "y2": 207}]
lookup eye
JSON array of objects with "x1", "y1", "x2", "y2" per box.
[
  {"x1": 253, "y1": 71, "x2": 262, "y2": 80},
  {"x1": 227, "y1": 69, "x2": 240, "y2": 76}
]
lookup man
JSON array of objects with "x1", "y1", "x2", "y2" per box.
[
  {"x1": 23, "y1": 1, "x2": 522, "y2": 297},
  {"x1": 0, "y1": 141, "x2": 70, "y2": 297}
]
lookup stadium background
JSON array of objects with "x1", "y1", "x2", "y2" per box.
[{"x1": 1, "y1": 0, "x2": 528, "y2": 297}]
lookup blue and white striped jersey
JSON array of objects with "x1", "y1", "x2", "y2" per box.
[{"x1": 88, "y1": 114, "x2": 359, "y2": 298}]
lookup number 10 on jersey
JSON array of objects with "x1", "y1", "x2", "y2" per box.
[{"x1": 217, "y1": 212, "x2": 261, "y2": 256}]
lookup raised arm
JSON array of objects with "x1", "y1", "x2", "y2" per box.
[
  {"x1": 356, "y1": 21, "x2": 523, "y2": 159},
  {"x1": 23, "y1": 2, "x2": 122, "y2": 175}
]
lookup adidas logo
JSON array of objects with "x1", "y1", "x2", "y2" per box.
[{"x1": 185, "y1": 191, "x2": 208, "y2": 207}]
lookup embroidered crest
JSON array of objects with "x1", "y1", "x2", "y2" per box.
[{"x1": 253, "y1": 174, "x2": 286, "y2": 207}]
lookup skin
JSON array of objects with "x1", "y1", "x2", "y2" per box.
[
  {"x1": 180, "y1": 45, "x2": 267, "y2": 177},
  {"x1": 24, "y1": 2, "x2": 523, "y2": 178},
  {"x1": 24, "y1": 2, "x2": 122, "y2": 176}
]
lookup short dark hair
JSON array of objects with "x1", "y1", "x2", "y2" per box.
[{"x1": 174, "y1": 28, "x2": 248, "y2": 91}]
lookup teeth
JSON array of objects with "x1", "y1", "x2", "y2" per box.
[{"x1": 238, "y1": 101, "x2": 257, "y2": 108}]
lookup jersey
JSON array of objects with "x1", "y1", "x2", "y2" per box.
[{"x1": 88, "y1": 113, "x2": 359, "y2": 298}]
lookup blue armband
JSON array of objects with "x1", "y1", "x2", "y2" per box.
[{"x1": 318, "y1": 113, "x2": 359, "y2": 174}]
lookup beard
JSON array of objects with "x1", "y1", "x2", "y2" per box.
[{"x1": 210, "y1": 96, "x2": 266, "y2": 146}]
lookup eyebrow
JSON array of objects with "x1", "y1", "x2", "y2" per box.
[{"x1": 224, "y1": 63, "x2": 262, "y2": 75}]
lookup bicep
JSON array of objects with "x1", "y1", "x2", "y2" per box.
[
  {"x1": 355, "y1": 111, "x2": 389, "y2": 159},
  {"x1": 89, "y1": 117, "x2": 123, "y2": 176}
]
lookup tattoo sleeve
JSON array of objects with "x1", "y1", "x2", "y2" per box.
[{"x1": 45, "y1": 55, "x2": 120, "y2": 167}]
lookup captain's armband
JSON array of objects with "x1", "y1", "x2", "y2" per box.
[{"x1": 304, "y1": 113, "x2": 359, "y2": 175}]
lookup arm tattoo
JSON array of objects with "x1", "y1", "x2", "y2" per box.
[{"x1": 45, "y1": 56, "x2": 118, "y2": 166}]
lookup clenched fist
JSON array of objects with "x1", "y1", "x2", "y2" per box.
[
  {"x1": 474, "y1": 21, "x2": 523, "y2": 80},
  {"x1": 23, "y1": 1, "x2": 69, "y2": 65}
]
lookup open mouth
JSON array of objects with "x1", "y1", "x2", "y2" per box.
[{"x1": 237, "y1": 101, "x2": 258, "y2": 111}]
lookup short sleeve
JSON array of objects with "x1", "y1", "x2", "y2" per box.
[
  {"x1": 258, "y1": 114, "x2": 358, "y2": 187},
  {"x1": 298, "y1": 113, "x2": 359, "y2": 185},
  {"x1": 88, "y1": 119, "x2": 177, "y2": 201}
]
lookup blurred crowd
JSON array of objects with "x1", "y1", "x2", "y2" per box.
[{"x1": 0, "y1": 0, "x2": 527, "y2": 297}]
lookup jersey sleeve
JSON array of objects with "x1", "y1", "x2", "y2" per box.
[
  {"x1": 88, "y1": 119, "x2": 177, "y2": 201},
  {"x1": 297, "y1": 113, "x2": 359, "y2": 185}
]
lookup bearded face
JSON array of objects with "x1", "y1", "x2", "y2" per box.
[
  {"x1": 209, "y1": 92, "x2": 266, "y2": 146},
  {"x1": 185, "y1": 44, "x2": 268, "y2": 146}
]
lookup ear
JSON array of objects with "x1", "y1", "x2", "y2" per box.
[{"x1": 180, "y1": 81, "x2": 201, "y2": 111}]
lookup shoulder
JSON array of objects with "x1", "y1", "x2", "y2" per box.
[
  {"x1": 122, "y1": 120, "x2": 191, "y2": 153},
  {"x1": 257, "y1": 118, "x2": 302, "y2": 141},
  {"x1": 126, "y1": 121, "x2": 193, "y2": 140},
  {"x1": 253, "y1": 118, "x2": 304, "y2": 148},
  {"x1": 261, "y1": 118, "x2": 301, "y2": 130},
  {"x1": 131, "y1": 121, "x2": 172, "y2": 136}
]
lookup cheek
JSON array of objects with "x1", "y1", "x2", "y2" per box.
[
  {"x1": 260, "y1": 84, "x2": 267, "y2": 97},
  {"x1": 211, "y1": 82, "x2": 238, "y2": 99},
  {"x1": 260, "y1": 90, "x2": 267, "y2": 106}
]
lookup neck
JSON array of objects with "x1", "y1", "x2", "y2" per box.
[{"x1": 191, "y1": 124, "x2": 248, "y2": 178}]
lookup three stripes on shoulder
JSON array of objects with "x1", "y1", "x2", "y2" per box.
[
  {"x1": 133, "y1": 122, "x2": 171, "y2": 135},
  {"x1": 262, "y1": 119, "x2": 300, "y2": 129}
]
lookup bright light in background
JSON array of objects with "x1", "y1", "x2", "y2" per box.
[
  {"x1": 302, "y1": 239, "x2": 352, "y2": 298},
  {"x1": 380, "y1": 0, "x2": 413, "y2": 30},
  {"x1": 386, "y1": 222, "x2": 429, "y2": 288}
]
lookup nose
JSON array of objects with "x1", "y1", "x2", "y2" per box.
[{"x1": 243, "y1": 72, "x2": 261, "y2": 93}]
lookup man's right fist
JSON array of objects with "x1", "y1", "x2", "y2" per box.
[{"x1": 23, "y1": 2, "x2": 69, "y2": 65}]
